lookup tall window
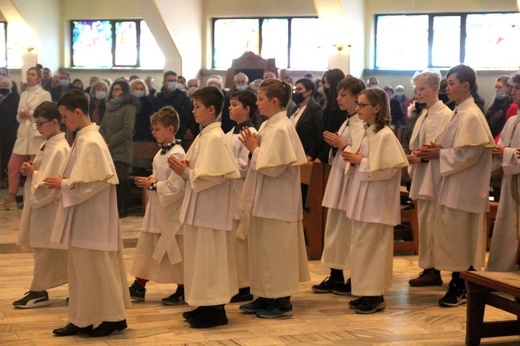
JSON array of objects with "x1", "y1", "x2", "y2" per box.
[
  {"x1": 0, "y1": 22, "x2": 7, "y2": 67},
  {"x1": 213, "y1": 17, "x2": 328, "y2": 70},
  {"x1": 375, "y1": 12, "x2": 520, "y2": 70},
  {"x1": 71, "y1": 20, "x2": 164, "y2": 68}
]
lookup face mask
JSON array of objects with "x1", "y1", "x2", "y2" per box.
[
  {"x1": 0, "y1": 88, "x2": 9, "y2": 96},
  {"x1": 95, "y1": 91, "x2": 106, "y2": 100},
  {"x1": 236, "y1": 85, "x2": 247, "y2": 91},
  {"x1": 317, "y1": 87, "x2": 324, "y2": 94},
  {"x1": 60, "y1": 79, "x2": 69, "y2": 87},
  {"x1": 167, "y1": 81, "x2": 178, "y2": 92},
  {"x1": 495, "y1": 91, "x2": 507, "y2": 100},
  {"x1": 369, "y1": 84, "x2": 379, "y2": 89},
  {"x1": 293, "y1": 92, "x2": 305, "y2": 104},
  {"x1": 395, "y1": 91, "x2": 404, "y2": 97},
  {"x1": 188, "y1": 86, "x2": 198, "y2": 96},
  {"x1": 133, "y1": 90, "x2": 145, "y2": 98}
]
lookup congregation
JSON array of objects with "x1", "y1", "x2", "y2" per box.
[{"x1": 0, "y1": 62, "x2": 518, "y2": 338}]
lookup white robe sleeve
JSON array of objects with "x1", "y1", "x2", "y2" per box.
[
  {"x1": 250, "y1": 149, "x2": 287, "y2": 178},
  {"x1": 503, "y1": 147, "x2": 520, "y2": 175},
  {"x1": 61, "y1": 180, "x2": 110, "y2": 208},
  {"x1": 156, "y1": 171, "x2": 185, "y2": 208},
  {"x1": 439, "y1": 146, "x2": 485, "y2": 177},
  {"x1": 358, "y1": 158, "x2": 399, "y2": 181}
]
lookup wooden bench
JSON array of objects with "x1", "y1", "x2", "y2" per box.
[
  {"x1": 461, "y1": 242, "x2": 520, "y2": 345},
  {"x1": 130, "y1": 141, "x2": 159, "y2": 214}
]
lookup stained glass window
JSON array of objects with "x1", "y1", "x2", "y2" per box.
[
  {"x1": 290, "y1": 18, "x2": 327, "y2": 70},
  {"x1": 213, "y1": 19, "x2": 259, "y2": 69},
  {"x1": 432, "y1": 16, "x2": 461, "y2": 67},
  {"x1": 71, "y1": 19, "x2": 164, "y2": 68},
  {"x1": 0, "y1": 22, "x2": 6, "y2": 67},
  {"x1": 261, "y1": 19, "x2": 288, "y2": 69}
]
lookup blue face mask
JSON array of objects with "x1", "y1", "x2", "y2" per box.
[
  {"x1": 133, "y1": 90, "x2": 145, "y2": 98},
  {"x1": 95, "y1": 91, "x2": 106, "y2": 100},
  {"x1": 395, "y1": 91, "x2": 404, "y2": 97},
  {"x1": 167, "y1": 81, "x2": 178, "y2": 92},
  {"x1": 495, "y1": 91, "x2": 507, "y2": 100},
  {"x1": 60, "y1": 79, "x2": 69, "y2": 87}
]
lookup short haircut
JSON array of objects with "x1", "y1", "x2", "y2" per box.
[
  {"x1": 57, "y1": 89, "x2": 89, "y2": 115},
  {"x1": 234, "y1": 72, "x2": 249, "y2": 83},
  {"x1": 446, "y1": 64, "x2": 476, "y2": 91},
  {"x1": 510, "y1": 71, "x2": 520, "y2": 86},
  {"x1": 27, "y1": 66, "x2": 41, "y2": 79},
  {"x1": 163, "y1": 70, "x2": 177, "y2": 81},
  {"x1": 295, "y1": 78, "x2": 316, "y2": 96},
  {"x1": 33, "y1": 101, "x2": 61, "y2": 122},
  {"x1": 258, "y1": 79, "x2": 292, "y2": 109},
  {"x1": 150, "y1": 106, "x2": 180, "y2": 134},
  {"x1": 89, "y1": 80, "x2": 108, "y2": 97},
  {"x1": 337, "y1": 76, "x2": 366, "y2": 95},
  {"x1": 359, "y1": 88, "x2": 390, "y2": 133},
  {"x1": 230, "y1": 90, "x2": 258, "y2": 116},
  {"x1": 496, "y1": 75, "x2": 510, "y2": 86},
  {"x1": 411, "y1": 70, "x2": 442, "y2": 89},
  {"x1": 191, "y1": 86, "x2": 225, "y2": 114}
]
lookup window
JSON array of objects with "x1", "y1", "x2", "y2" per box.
[
  {"x1": 71, "y1": 20, "x2": 164, "y2": 68},
  {"x1": 375, "y1": 12, "x2": 520, "y2": 70},
  {"x1": 213, "y1": 17, "x2": 327, "y2": 70},
  {"x1": 0, "y1": 22, "x2": 6, "y2": 67}
]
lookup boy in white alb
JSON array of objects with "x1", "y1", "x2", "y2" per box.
[
  {"x1": 169, "y1": 87, "x2": 240, "y2": 328},
  {"x1": 45, "y1": 89, "x2": 130, "y2": 337},
  {"x1": 407, "y1": 71, "x2": 452, "y2": 286},
  {"x1": 487, "y1": 71, "x2": 520, "y2": 272},
  {"x1": 312, "y1": 76, "x2": 365, "y2": 295},
  {"x1": 238, "y1": 79, "x2": 310, "y2": 318},
  {"x1": 420, "y1": 64, "x2": 494, "y2": 307},
  {"x1": 129, "y1": 106, "x2": 186, "y2": 304},
  {"x1": 226, "y1": 90, "x2": 258, "y2": 303},
  {"x1": 14, "y1": 101, "x2": 70, "y2": 308}
]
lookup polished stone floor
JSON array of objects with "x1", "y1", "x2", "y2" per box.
[{"x1": 0, "y1": 192, "x2": 519, "y2": 345}]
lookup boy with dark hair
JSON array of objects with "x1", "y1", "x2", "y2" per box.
[
  {"x1": 226, "y1": 90, "x2": 258, "y2": 303},
  {"x1": 168, "y1": 86, "x2": 240, "y2": 328},
  {"x1": 14, "y1": 101, "x2": 70, "y2": 308},
  {"x1": 45, "y1": 89, "x2": 130, "y2": 337},
  {"x1": 420, "y1": 64, "x2": 494, "y2": 307},
  {"x1": 130, "y1": 106, "x2": 187, "y2": 305}
]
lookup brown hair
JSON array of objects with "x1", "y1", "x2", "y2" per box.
[
  {"x1": 359, "y1": 88, "x2": 390, "y2": 133},
  {"x1": 258, "y1": 79, "x2": 292, "y2": 109},
  {"x1": 150, "y1": 106, "x2": 180, "y2": 134}
]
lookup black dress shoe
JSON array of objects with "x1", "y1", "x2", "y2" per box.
[
  {"x1": 188, "y1": 306, "x2": 228, "y2": 328},
  {"x1": 89, "y1": 320, "x2": 127, "y2": 337},
  {"x1": 53, "y1": 323, "x2": 93, "y2": 336},
  {"x1": 183, "y1": 306, "x2": 202, "y2": 321}
]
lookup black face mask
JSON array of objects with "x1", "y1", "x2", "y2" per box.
[
  {"x1": 0, "y1": 88, "x2": 9, "y2": 96},
  {"x1": 293, "y1": 92, "x2": 305, "y2": 104}
]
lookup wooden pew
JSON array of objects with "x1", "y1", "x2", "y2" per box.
[
  {"x1": 461, "y1": 241, "x2": 520, "y2": 345},
  {"x1": 130, "y1": 141, "x2": 159, "y2": 215}
]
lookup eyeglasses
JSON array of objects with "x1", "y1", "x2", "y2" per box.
[
  {"x1": 34, "y1": 120, "x2": 52, "y2": 127},
  {"x1": 355, "y1": 102, "x2": 373, "y2": 109}
]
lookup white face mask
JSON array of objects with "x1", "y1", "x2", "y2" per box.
[
  {"x1": 167, "y1": 81, "x2": 178, "y2": 92},
  {"x1": 188, "y1": 86, "x2": 198, "y2": 95},
  {"x1": 236, "y1": 85, "x2": 247, "y2": 91},
  {"x1": 95, "y1": 91, "x2": 106, "y2": 100},
  {"x1": 133, "y1": 90, "x2": 145, "y2": 98}
]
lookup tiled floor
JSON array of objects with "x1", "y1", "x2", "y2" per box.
[{"x1": 0, "y1": 192, "x2": 519, "y2": 345}]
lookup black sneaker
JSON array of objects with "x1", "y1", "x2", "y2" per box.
[
  {"x1": 183, "y1": 307, "x2": 202, "y2": 321},
  {"x1": 256, "y1": 300, "x2": 293, "y2": 318},
  {"x1": 188, "y1": 306, "x2": 228, "y2": 328},
  {"x1": 409, "y1": 268, "x2": 443, "y2": 287},
  {"x1": 230, "y1": 287, "x2": 254, "y2": 303},
  {"x1": 354, "y1": 296, "x2": 386, "y2": 314},
  {"x1": 13, "y1": 291, "x2": 50, "y2": 308},
  {"x1": 312, "y1": 277, "x2": 338, "y2": 293},
  {"x1": 438, "y1": 284, "x2": 466, "y2": 307},
  {"x1": 348, "y1": 297, "x2": 364, "y2": 310},
  {"x1": 239, "y1": 297, "x2": 274, "y2": 313},
  {"x1": 332, "y1": 278, "x2": 352, "y2": 295},
  {"x1": 129, "y1": 281, "x2": 146, "y2": 302},
  {"x1": 161, "y1": 289, "x2": 185, "y2": 306}
]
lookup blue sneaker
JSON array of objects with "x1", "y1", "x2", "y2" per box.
[{"x1": 255, "y1": 301, "x2": 293, "y2": 318}]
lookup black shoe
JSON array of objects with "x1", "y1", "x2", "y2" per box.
[
  {"x1": 13, "y1": 291, "x2": 50, "y2": 308},
  {"x1": 183, "y1": 306, "x2": 202, "y2": 321},
  {"x1": 438, "y1": 282, "x2": 466, "y2": 307},
  {"x1": 311, "y1": 277, "x2": 338, "y2": 293},
  {"x1": 354, "y1": 296, "x2": 386, "y2": 314},
  {"x1": 332, "y1": 278, "x2": 352, "y2": 295},
  {"x1": 239, "y1": 297, "x2": 274, "y2": 313},
  {"x1": 348, "y1": 297, "x2": 364, "y2": 310},
  {"x1": 88, "y1": 320, "x2": 127, "y2": 337},
  {"x1": 255, "y1": 300, "x2": 293, "y2": 318},
  {"x1": 129, "y1": 281, "x2": 146, "y2": 302},
  {"x1": 188, "y1": 306, "x2": 228, "y2": 328},
  {"x1": 230, "y1": 287, "x2": 254, "y2": 303},
  {"x1": 409, "y1": 268, "x2": 443, "y2": 287},
  {"x1": 53, "y1": 323, "x2": 93, "y2": 336},
  {"x1": 161, "y1": 289, "x2": 185, "y2": 306}
]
